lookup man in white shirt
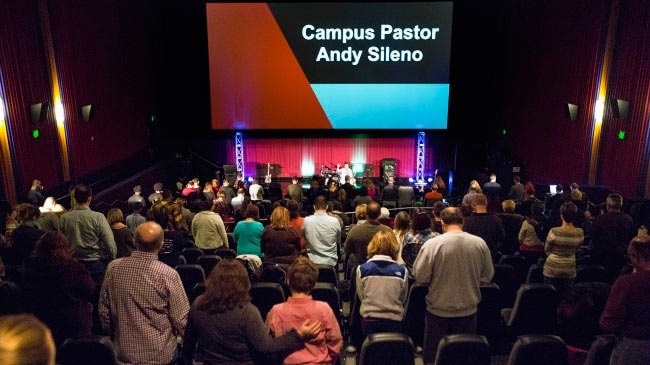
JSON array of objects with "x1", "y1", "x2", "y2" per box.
[
  {"x1": 249, "y1": 178, "x2": 264, "y2": 201},
  {"x1": 336, "y1": 163, "x2": 353, "y2": 184}
]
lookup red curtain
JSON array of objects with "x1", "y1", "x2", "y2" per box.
[{"x1": 226, "y1": 136, "x2": 425, "y2": 178}]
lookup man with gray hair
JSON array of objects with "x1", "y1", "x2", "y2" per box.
[
  {"x1": 589, "y1": 193, "x2": 634, "y2": 276},
  {"x1": 413, "y1": 207, "x2": 494, "y2": 363}
]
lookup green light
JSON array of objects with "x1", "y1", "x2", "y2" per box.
[
  {"x1": 617, "y1": 130, "x2": 626, "y2": 140},
  {"x1": 502, "y1": 129, "x2": 507, "y2": 135},
  {"x1": 32, "y1": 129, "x2": 39, "y2": 139}
]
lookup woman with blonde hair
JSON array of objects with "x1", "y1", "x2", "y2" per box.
[
  {"x1": 106, "y1": 208, "x2": 134, "y2": 258},
  {"x1": 355, "y1": 230, "x2": 408, "y2": 336},
  {"x1": 180, "y1": 259, "x2": 321, "y2": 364},
  {"x1": 261, "y1": 206, "x2": 302, "y2": 265},
  {"x1": 392, "y1": 211, "x2": 411, "y2": 264},
  {"x1": 0, "y1": 314, "x2": 56, "y2": 365}
]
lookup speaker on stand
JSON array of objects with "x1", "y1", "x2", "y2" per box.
[{"x1": 223, "y1": 164, "x2": 237, "y2": 185}]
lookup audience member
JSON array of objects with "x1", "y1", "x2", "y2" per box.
[
  {"x1": 287, "y1": 177, "x2": 303, "y2": 205},
  {"x1": 497, "y1": 199, "x2": 524, "y2": 255},
  {"x1": 483, "y1": 173, "x2": 501, "y2": 213},
  {"x1": 231, "y1": 188, "x2": 246, "y2": 213},
  {"x1": 287, "y1": 200, "x2": 306, "y2": 251},
  {"x1": 392, "y1": 211, "x2": 410, "y2": 264},
  {"x1": 99, "y1": 221, "x2": 189, "y2": 364},
  {"x1": 302, "y1": 196, "x2": 341, "y2": 267},
  {"x1": 220, "y1": 179, "x2": 236, "y2": 206},
  {"x1": 463, "y1": 193, "x2": 505, "y2": 259},
  {"x1": 2, "y1": 204, "x2": 45, "y2": 269},
  {"x1": 544, "y1": 201, "x2": 584, "y2": 300},
  {"x1": 150, "y1": 189, "x2": 187, "y2": 232},
  {"x1": 60, "y1": 185, "x2": 116, "y2": 286},
  {"x1": 202, "y1": 181, "x2": 216, "y2": 202},
  {"x1": 518, "y1": 200, "x2": 546, "y2": 253},
  {"x1": 589, "y1": 193, "x2": 635, "y2": 276},
  {"x1": 266, "y1": 256, "x2": 343, "y2": 364},
  {"x1": 353, "y1": 186, "x2": 372, "y2": 208},
  {"x1": 191, "y1": 200, "x2": 228, "y2": 252},
  {"x1": 344, "y1": 201, "x2": 392, "y2": 267},
  {"x1": 234, "y1": 204, "x2": 264, "y2": 258},
  {"x1": 434, "y1": 175, "x2": 447, "y2": 197},
  {"x1": 0, "y1": 314, "x2": 56, "y2": 365},
  {"x1": 148, "y1": 182, "x2": 163, "y2": 206},
  {"x1": 106, "y1": 208, "x2": 135, "y2": 258},
  {"x1": 180, "y1": 259, "x2": 321, "y2": 364},
  {"x1": 462, "y1": 179, "x2": 482, "y2": 207},
  {"x1": 381, "y1": 176, "x2": 398, "y2": 209},
  {"x1": 125, "y1": 201, "x2": 146, "y2": 234},
  {"x1": 507, "y1": 175, "x2": 525, "y2": 203},
  {"x1": 213, "y1": 190, "x2": 233, "y2": 223},
  {"x1": 127, "y1": 185, "x2": 146, "y2": 210},
  {"x1": 599, "y1": 235, "x2": 650, "y2": 365},
  {"x1": 27, "y1": 179, "x2": 45, "y2": 207},
  {"x1": 262, "y1": 206, "x2": 302, "y2": 267},
  {"x1": 397, "y1": 179, "x2": 415, "y2": 208},
  {"x1": 432, "y1": 201, "x2": 445, "y2": 234},
  {"x1": 413, "y1": 207, "x2": 494, "y2": 363},
  {"x1": 22, "y1": 231, "x2": 95, "y2": 347},
  {"x1": 356, "y1": 230, "x2": 408, "y2": 337},
  {"x1": 402, "y1": 211, "x2": 438, "y2": 275}
]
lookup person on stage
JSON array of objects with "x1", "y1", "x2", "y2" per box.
[{"x1": 336, "y1": 163, "x2": 353, "y2": 184}]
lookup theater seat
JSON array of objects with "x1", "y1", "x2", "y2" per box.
[
  {"x1": 58, "y1": 335, "x2": 116, "y2": 365},
  {"x1": 506, "y1": 334, "x2": 568, "y2": 365},
  {"x1": 433, "y1": 334, "x2": 491, "y2": 365},
  {"x1": 502, "y1": 283, "x2": 559, "y2": 338},
  {"x1": 250, "y1": 282, "x2": 286, "y2": 320},
  {"x1": 402, "y1": 284, "x2": 428, "y2": 348},
  {"x1": 359, "y1": 332, "x2": 415, "y2": 365},
  {"x1": 583, "y1": 334, "x2": 616, "y2": 365}
]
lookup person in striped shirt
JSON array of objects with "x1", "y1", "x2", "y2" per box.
[{"x1": 543, "y1": 201, "x2": 584, "y2": 300}]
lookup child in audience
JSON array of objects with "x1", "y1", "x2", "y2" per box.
[{"x1": 266, "y1": 256, "x2": 343, "y2": 364}]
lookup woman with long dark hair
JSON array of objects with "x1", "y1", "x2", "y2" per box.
[
  {"x1": 180, "y1": 259, "x2": 321, "y2": 364},
  {"x1": 22, "y1": 231, "x2": 95, "y2": 348}
]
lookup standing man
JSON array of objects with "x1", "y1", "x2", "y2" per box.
[
  {"x1": 507, "y1": 175, "x2": 525, "y2": 203},
  {"x1": 336, "y1": 163, "x2": 353, "y2": 184},
  {"x1": 287, "y1": 176, "x2": 303, "y2": 204},
  {"x1": 148, "y1": 182, "x2": 164, "y2": 205},
  {"x1": 482, "y1": 174, "x2": 501, "y2": 213},
  {"x1": 127, "y1": 185, "x2": 146, "y2": 210},
  {"x1": 27, "y1": 179, "x2": 46, "y2": 207},
  {"x1": 60, "y1": 184, "x2": 116, "y2": 285},
  {"x1": 413, "y1": 207, "x2": 494, "y2": 363},
  {"x1": 344, "y1": 201, "x2": 392, "y2": 267},
  {"x1": 191, "y1": 200, "x2": 228, "y2": 251},
  {"x1": 589, "y1": 193, "x2": 635, "y2": 276},
  {"x1": 99, "y1": 221, "x2": 189, "y2": 364},
  {"x1": 302, "y1": 195, "x2": 341, "y2": 267}
]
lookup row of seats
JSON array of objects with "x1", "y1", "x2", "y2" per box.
[{"x1": 54, "y1": 331, "x2": 617, "y2": 365}]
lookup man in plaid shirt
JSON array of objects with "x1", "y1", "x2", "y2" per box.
[{"x1": 99, "y1": 221, "x2": 189, "y2": 364}]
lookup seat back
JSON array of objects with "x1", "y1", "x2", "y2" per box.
[
  {"x1": 583, "y1": 334, "x2": 616, "y2": 365},
  {"x1": 359, "y1": 332, "x2": 415, "y2": 365},
  {"x1": 498, "y1": 255, "x2": 529, "y2": 286},
  {"x1": 181, "y1": 247, "x2": 204, "y2": 264},
  {"x1": 213, "y1": 247, "x2": 237, "y2": 260},
  {"x1": 250, "y1": 282, "x2": 286, "y2": 320},
  {"x1": 197, "y1": 255, "x2": 221, "y2": 276},
  {"x1": 492, "y1": 264, "x2": 519, "y2": 308},
  {"x1": 348, "y1": 292, "x2": 364, "y2": 350},
  {"x1": 525, "y1": 264, "x2": 544, "y2": 284},
  {"x1": 158, "y1": 251, "x2": 184, "y2": 268},
  {"x1": 175, "y1": 264, "x2": 206, "y2": 298},
  {"x1": 477, "y1": 283, "x2": 505, "y2": 348},
  {"x1": 507, "y1": 334, "x2": 568, "y2": 365},
  {"x1": 402, "y1": 284, "x2": 428, "y2": 348},
  {"x1": 576, "y1": 265, "x2": 611, "y2": 284},
  {"x1": 507, "y1": 283, "x2": 559, "y2": 336},
  {"x1": 311, "y1": 282, "x2": 342, "y2": 324},
  {"x1": 58, "y1": 335, "x2": 117, "y2": 365},
  {"x1": 434, "y1": 334, "x2": 491, "y2": 365},
  {"x1": 317, "y1": 264, "x2": 339, "y2": 286},
  {"x1": 189, "y1": 282, "x2": 206, "y2": 304}
]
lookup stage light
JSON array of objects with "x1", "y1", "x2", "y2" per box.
[
  {"x1": 54, "y1": 101, "x2": 65, "y2": 124},
  {"x1": 247, "y1": 177, "x2": 253, "y2": 183},
  {"x1": 408, "y1": 177, "x2": 414, "y2": 183},
  {"x1": 427, "y1": 177, "x2": 433, "y2": 183},
  {"x1": 0, "y1": 97, "x2": 5, "y2": 122}
]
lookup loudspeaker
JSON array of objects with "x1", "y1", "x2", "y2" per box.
[
  {"x1": 223, "y1": 164, "x2": 237, "y2": 183},
  {"x1": 381, "y1": 158, "x2": 397, "y2": 181},
  {"x1": 610, "y1": 99, "x2": 629, "y2": 119},
  {"x1": 30, "y1": 102, "x2": 48, "y2": 122},
  {"x1": 80, "y1": 104, "x2": 93, "y2": 122},
  {"x1": 565, "y1": 103, "x2": 578, "y2": 121}
]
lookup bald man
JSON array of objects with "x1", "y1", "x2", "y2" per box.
[{"x1": 99, "y1": 222, "x2": 189, "y2": 364}]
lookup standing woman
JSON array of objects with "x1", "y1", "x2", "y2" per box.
[
  {"x1": 22, "y1": 231, "x2": 95, "y2": 348},
  {"x1": 180, "y1": 259, "x2": 321, "y2": 365},
  {"x1": 107, "y1": 208, "x2": 135, "y2": 258},
  {"x1": 402, "y1": 211, "x2": 438, "y2": 275},
  {"x1": 287, "y1": 200, "x2": 306, "y2": 252},
  {"x1": 356, "y1": 231, "x2": 408, "y2": 336},
  {"x1": 543, "y1": 202, "x2": 584, "y2": 300},
  {"x1": 261, "y1": 206, "x2": 302, "y2": 266},
  {"x1": 392, "y1": 211, "x2": 411, "y2": 265},
  {"x1": 234, "y1": 204, "x2": 265, "y2": 258}
]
